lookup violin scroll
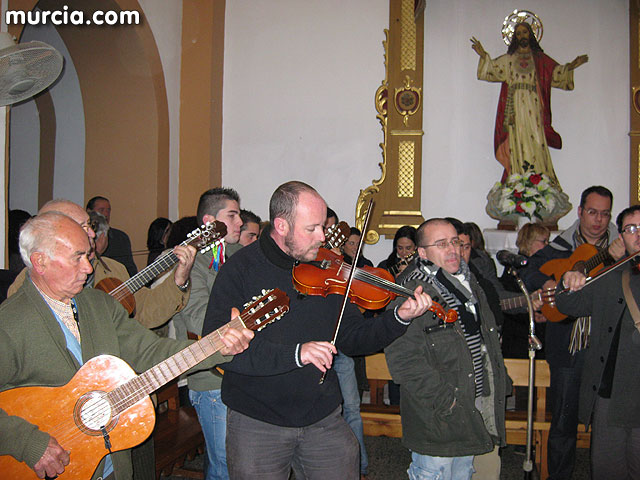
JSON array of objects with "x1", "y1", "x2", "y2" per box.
[{"x1": 428, "y1": 302, "x2": 458, "y2": 323}]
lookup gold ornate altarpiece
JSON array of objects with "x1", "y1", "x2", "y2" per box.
[
  {"x1": 631, "y1": 0, "x2": 640, "y2": 204},
  {"x1": 356, "y1": 0, "x2": 425, "y2": 243}
]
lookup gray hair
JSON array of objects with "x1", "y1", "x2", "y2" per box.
[
  {"x1": 89, "y1": 211, "x2": 110, "y2": 238},
  {"x1": 19, "y1": 212, "x2": 69, "y2": 269}
]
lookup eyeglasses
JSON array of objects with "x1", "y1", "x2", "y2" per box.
[
  {"x1": 583, "y1": 208, "x2": 611, "y2": 219},
  {"x1": 622, "y1": 224, "x2": 640, "y2": 235},
  {"x1": 420, "y1": 238, "x2": 462, "y2": 250}
]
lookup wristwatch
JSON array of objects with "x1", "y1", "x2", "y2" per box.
[{"x1": 177, "y1": 279, "x2": 190, "y2": 292}]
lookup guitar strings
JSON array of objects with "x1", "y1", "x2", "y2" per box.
[
  {"x1": 107, "y1": 227, "x2": 222, "y2": 301},
  {"x1": 41, "y1": 309, "x2": 267, "y2": 448},
  {"x1": 43, "y1": 295, "x2": 284, "y2": 448}
]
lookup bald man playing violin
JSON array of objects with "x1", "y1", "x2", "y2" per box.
[
  {"x1": 557, "y1": 205, "x2": 640, "y2": 480},
  {"x1": 202, "y1": 180, "x2": 432, "y2": 480}
]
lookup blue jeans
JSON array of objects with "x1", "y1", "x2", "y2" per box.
[
  {"x1": 334, "y1": 350, "x2": 369, "y2": 475},
  {"x1": 226, "y1": 406, "x2": 359, "y2": 479},
  {"x1": 189, "y1": 389, "x2": 229, "y2": 480},
  {"x1": 408, "y1": 452, "x2": 474, "y2": 480}
]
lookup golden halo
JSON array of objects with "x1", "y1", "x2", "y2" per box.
[{"x1": 502, "y1": 9, "x2": 543, "y2": 46}]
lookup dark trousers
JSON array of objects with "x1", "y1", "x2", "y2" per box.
[
  {"x1": 591, "y1": 396, "x2": 640, "y2": 480},
  {"x1": 547, "y1": 352, "x2": 584, "y2": 480},
  {"x1": 225, "y1": 407, "x2": 359, "y2": 479}
]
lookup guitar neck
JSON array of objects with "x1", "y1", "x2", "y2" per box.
[
  {"x1": 106, "y1": 316, "x2": 244, "y2": 415},
  {"x1": 584, "y1": 249, "x2": 611, "y2": 273},
  {"x1": 119, "y1": 250, "x2": 180, "y2": 294},
  {"x1": 500, "y1": 291, "x2": 541, "y2": 312}
]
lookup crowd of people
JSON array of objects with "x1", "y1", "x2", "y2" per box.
[{"x1": 0, "y1": 182, "x2": 638, "y2": 480}]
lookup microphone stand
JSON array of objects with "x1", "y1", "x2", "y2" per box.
[{"x1": 506, "y1": 266, "x2": 542, "y2": 480}]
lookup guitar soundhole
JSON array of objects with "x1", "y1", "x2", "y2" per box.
[{"x1": 73, "y1": 391, "x2": 118, "y2": 436}]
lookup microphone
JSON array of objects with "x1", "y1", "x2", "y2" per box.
[{"x1": 496, "y1": 250, "x2": 528, "y2": 268}]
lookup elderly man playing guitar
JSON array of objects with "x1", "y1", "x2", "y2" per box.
[{"x1": 0, "y1": 212, "x2": 253, "y2": 480}]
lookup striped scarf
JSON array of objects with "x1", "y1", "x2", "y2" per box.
[
  {"x1": 569, "y1": 228, "x2": 610, "y2": 354},
  {"x1": 405, "y1": 259, "x2": 485, "y2": 398}
]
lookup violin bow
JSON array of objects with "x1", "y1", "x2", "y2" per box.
[
  {"x1": 319, "y1": 198, "x2": 374, "y2": 384},
  {"x1": 560, "y1": 248, "x2": 640, "y2": 295}
]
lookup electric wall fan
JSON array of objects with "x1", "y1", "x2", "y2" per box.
[{"x1": 0, "y1": 32, "x2": 63, "y2": 106}]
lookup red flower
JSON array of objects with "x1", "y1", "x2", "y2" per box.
[
  {"x1": 513, "y1": 190, "x2": 523, "y2": 199},
  {"x1": 515, "y1": 201, "x2": 525, "y2": 213},
  {"x1": 529, "y1": 174, "x2": 542, "y2": 185}
]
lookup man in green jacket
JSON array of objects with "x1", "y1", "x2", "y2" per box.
[
  {"x1": 385, "y1": 218, "x2": 507, "y2": 480},
  {"x1": 0, "y1": 212, "x2": 253, "y2": 480}
]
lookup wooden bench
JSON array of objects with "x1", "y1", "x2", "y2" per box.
[
  {"x1": 503, "y1": 358, "x2": 551, "y2": 480},
  {"x1": 360, "y1": 354, "x2": 589, "y2": 480},
  {"x1": 504, "y1": 358, "x2": 591, "y2": 480},
  {"x1": 360, "y1": 353, "x2": 401, "y2": 438},
  {"x1": 154, "y1": 379, "x2": 205, "y2": 479}
]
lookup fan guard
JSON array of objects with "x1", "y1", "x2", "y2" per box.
[{"x1": 0, "y1": 33, "x2": 63, "y2": 106}]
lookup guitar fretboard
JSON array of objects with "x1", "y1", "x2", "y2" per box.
[
  {"x1": 106, "y1": 316, "x2": 245, "y2": 414},
  {"x1": 122, "y1": 250, "x2": 180, "y2": 293},
  {"x1": 584, "y1": 249, "x2": 610, "y2": 274},
  {"x1": 500, "y1": 294, "x2": 530, "y2": 311}
]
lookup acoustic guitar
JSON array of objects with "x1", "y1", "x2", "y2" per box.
[
  {"x1": 0, "y1": 288, "x2": 289, "y2": 480},
  {"x1": 95, "y1": 221, "x2": 227, "y2": 314},
  {"x1": 539, "y1": 243, "x2": 611, "y2": 322}
]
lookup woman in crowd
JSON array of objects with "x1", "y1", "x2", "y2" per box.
[
  {"x1": 500, "y1": 222, "x2": 551, "y2": 358},
  {"x1": 377, "y1": 225, "x2": 417, "y2": 278},
  {"x1": 147, "y1": 217, "x2": 172, "y2": 266}
]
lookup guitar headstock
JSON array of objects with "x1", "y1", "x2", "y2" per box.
[
  {"x1": 324, "y1": 221, "x2": 350, "y2": 250},
  {"x1": 240, "y1": 288, "x2": 290, "y2": 332},
  {"x1": 185, "y1": 221, "x2": 228, "y2": 253}
]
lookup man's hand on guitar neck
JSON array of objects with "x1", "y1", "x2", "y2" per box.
[
  {"x1": 173, "y1": 245, "x2": 197, "y2": 288},
  {"x1": 608, "y1": 237, "x2": 626, "y2": 262},
  {"x1": 34, "y1": 436, "x2": 69, "y2": 479},
  {"x1": 219, "y1": 307, "x2": 255, "y2": 356}
]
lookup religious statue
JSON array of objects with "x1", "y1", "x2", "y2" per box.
[{"x1": 471, "y1": 20, "x2": 588, "y2": 185}]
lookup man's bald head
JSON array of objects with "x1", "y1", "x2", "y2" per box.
[{"x1": 39, "y1": 199, "x2": 96, "y2": 240}]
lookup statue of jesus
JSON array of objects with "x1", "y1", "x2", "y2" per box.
[{"x1": 471, "y1": 21, "x2": 588, "y2": 184}]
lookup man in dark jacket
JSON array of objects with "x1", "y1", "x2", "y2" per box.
[
  {"x1": 202, "y1": 181, "x2": 432, "y2": 479},
  {"x1": 558, "y1": 205, "x2": 640, "y2": 479},
  {"x1": 385, "y1": 218, "x2": 507, "y2": 480},
  {"x1": 520, "y1": 185, "x2": 625, "y2": 479}
]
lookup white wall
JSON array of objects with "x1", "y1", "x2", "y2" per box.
[
  {"x1": 221, "y1": 0, "x2": 629, "y2": 265},
  {"x1": 10, "y1": 18, "x2": 85, "y2": 214},
  {"x1": 223, "y1": 0, "x2": 390, "y2": 261},
  {"x1": 138, "y1": 0, "x2": 182, "y2": 218}
]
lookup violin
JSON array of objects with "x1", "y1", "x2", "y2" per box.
[{"x1": 292, "y1": 248, "x2": 458, "y2": 323}]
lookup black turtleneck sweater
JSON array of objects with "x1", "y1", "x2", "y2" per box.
[{"x1": 202, "y1": 228, "x2": 409, "y2": 427}]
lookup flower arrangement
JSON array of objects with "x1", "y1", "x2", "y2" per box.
[{"x1": 486, "y1": 172, "x2": 572, "y2": 223}]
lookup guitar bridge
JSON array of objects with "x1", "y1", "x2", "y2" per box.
[{"x1": 100, "y1": 426, "x2": 113, "y2": 453}]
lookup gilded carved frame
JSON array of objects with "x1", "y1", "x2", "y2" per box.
[{"x1": 355, "y1": 0, "x2": 425, "y2": 243}]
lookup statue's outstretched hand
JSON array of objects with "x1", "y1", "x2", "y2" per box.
[
  {"x1": 470, "y1": 37, "x2": 486, "y2": 57},
  {"x1": 568, "y1": 54, "x2": 588, "y2": 70}
]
